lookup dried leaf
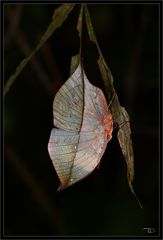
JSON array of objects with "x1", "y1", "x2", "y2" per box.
[
  {"x1": 117, "y1": 108, "x2": 142, "y2": 208},
  {"x1": 84, "y1": 5, "x2": 142, "y2": 207},
  {"x1": 48, "y1": 64, "x2": 113, "y2": 189}
]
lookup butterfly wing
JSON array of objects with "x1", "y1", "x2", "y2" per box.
[{"x1": 48, "y1": 64, "x2": 113, "y2": 189}]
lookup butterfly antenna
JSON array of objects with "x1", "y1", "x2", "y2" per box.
[{"x1": 108, "y1": 91, "x2": 116, "y2": 109}]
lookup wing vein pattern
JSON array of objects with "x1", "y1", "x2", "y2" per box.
[{"x1": 48, "y1": 64, "x2": 113, "y2": 188}]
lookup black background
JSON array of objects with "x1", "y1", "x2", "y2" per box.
[{"x1": 4, "y1": 3, "x2": 160, "y2": 237}]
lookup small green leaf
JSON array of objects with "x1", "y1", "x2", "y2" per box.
[
  {"x1": 70, "y1": 54, "x2": 79, "y2": 75},
  {"x1": 4, "y1": 4, "x2": 75, "y2": 96}
]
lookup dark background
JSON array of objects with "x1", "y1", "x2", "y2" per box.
[{"x1": 4, "y1": 3, "x2": 160, "y2": 237}]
